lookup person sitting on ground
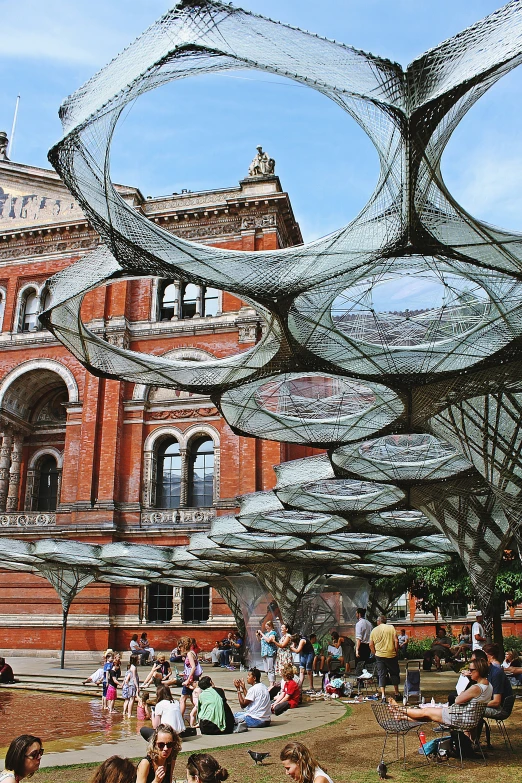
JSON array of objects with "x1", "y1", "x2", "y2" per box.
[
  {"x1": 451, "y1": 624, "x2": 472, "y2": 660},
  {"x1": 482, "y1": 642, "x2": 513, "y2": 719},
  {"x1": 397, "y1": 629, "x2": 409, "y2": 660},
  {"x1": 211, "y1": 641, "x2": 222, "y2": 667},
  {"x1": 0, "y1": 657, "x2": 16, "y2": 684},
  {"x1": 156, "y1": 654, "x2": 172, "y2": 681},
  {"x1": 391, "y1": 656, "x2": 492, "y2": 726},
  {"x1": 0, "y1": 734, "x2": 44, "y2": 783},
  {"x1": 169, "y1": 639, "x2": 184, "y2": 664},
  {"x1": 325, "y1": 632, "x2": 345, "y2": 670},
  {"x1": 89, "y1": 756, "x2": 136, "y2": 783},
  {"x1": 130, "y1": 633, "x2": 148, "y2": 665},
  {"x1": 140, "y1": 685, "x2": 185, "y2": 740},
  {"x1": 186, "y1": 753, "x2": 229, "y2": 783},
  {"x1": 140, "y1": 633, "x2": 155, "y2": 663},
  {"x1": 502, "y1": 650, "x2": 522, "y2": 685},
  {"x1": 272, "y1": 663, "x2": 301, "y2": 716},
  {"x1": 290, "y1": 633, "x2": 315, "y2": 692},
  {"x1": 82, "y1": 661, "x2": 105, "y2": 687},
  {"x1": 430, "y1": 627, "x2": 454, "y2": 670},
  {"x1": 137, "y1": 724, "x2": 181, "y2": 783},
  {"x1": 197, "y1": 675, "x2": 235, "y2": 735},
  {"x1": 233, "y1": 667, "x2": 272, "y2": 728},
  {"x1": 280, "y1": 740, "x2": 334, "y2": 783}
]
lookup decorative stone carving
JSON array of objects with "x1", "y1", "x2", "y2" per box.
[
  {"x1": 149, "y1": 407, "x2": 219, "y2": 420},
  {"x1": 0, "y1": 512, "x2": 56, "y2": 526},
  {"x1": 248, "y1": 146, "x2": 275, "y2": 177},
  {"x1": 105, "y1": 330, "x2": 130, "y2": 350},
  {"x1": 141, "y1": 507, "x2": 216, "y2": 526},
  {"x1": 6, "y1": 434, "x2": 24, "y2": 511},
  {"x1": 240, "y1": 214, "x2": 276, "y2": 230}
]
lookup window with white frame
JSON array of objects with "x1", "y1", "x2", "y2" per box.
[{"x1": 21, "y1": 289, "x2": 39, "y2": 332}]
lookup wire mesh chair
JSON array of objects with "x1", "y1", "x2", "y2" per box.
[
  {"x1": 483, "y1": 694, "x2": 515, "y2": 752},
  {"x1": 438, "y1": 702, "x2": 487, "y2": 767},
  {"x1": 371, "y1": 702, "x2": 427, "y2": 768}
]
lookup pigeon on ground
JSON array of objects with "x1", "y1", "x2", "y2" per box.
[
  {"x1": 248, "y1": 750, "x2": 271, "y2": 765},
  {"x1": 377, "y1": 761, "x2": 388, "y2": 779}
]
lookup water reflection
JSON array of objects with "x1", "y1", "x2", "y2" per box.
[{"x1": 0, "y1": 690, "x2": 147, "y2": 754}]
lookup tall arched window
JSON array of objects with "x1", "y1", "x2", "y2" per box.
[
  {"x1": 203, "y1": 287, "x2": 219, "y2": 317},
  {"x1": 37, "y1": 456, "x2": 59, "y2": 511},
  {"x1": 160, "y1": 282, "x2": 177, "y2": 321},
  {"x1": 21, "y1": 289, "x2": 39, "y2": 332},
  {"x1": 188, "y1": 437, "x2": 214, "y2": 507},
  {"x1": 157, "y1": 440, "x2": 182, "y2": 508},
  {"x1": 181, "y1": 283, "x2": 199, "y2": 319}
]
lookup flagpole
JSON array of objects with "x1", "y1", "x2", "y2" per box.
[{"x1": 8, "y1": 95, "x2": 20, "y2": 159}]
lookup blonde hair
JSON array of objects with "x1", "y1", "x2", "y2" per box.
[
  {"x1": 146, "y1": 725, "x2": 181, "y2": 764},
  {"x1": 178, "y1": 636, "x2": 192, "y2": 653},
  {"x1": 280, "y1": 741, "x2": 324, "y2": 783}
]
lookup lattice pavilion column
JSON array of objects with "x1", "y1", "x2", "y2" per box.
[
  {"x1": 0, "y1": 429, "x2": 13, "y2": 511},
  {"x1": 6, "y1": 433, "x2": 24, "y2": 511}
]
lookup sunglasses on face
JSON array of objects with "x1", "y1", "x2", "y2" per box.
[
  {"x1": 157, "y1": 742, "x2": 174, "y2": 750},
  {"x1": 26, "y1": 749, "x2": 44, "y2": 759},
  {"x1": 468, "y1": 667, "x2": 477, "y2": 672}
]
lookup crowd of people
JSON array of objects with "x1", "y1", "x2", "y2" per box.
[{"x1": 0, "y1": 734, "x2": 334, "y2": 783}]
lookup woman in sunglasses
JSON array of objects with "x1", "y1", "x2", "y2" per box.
[
  {"x1": 137, "y1": 724, "x2": 181, "y2": 783},
  {"x1": 389, "y1": 656, "x2": 492, "y2": 725},
  {"x1": 0, "y1": 734, "x2": 43, "y2": 782}
]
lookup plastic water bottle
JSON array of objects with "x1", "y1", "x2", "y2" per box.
[
  {"x1": 403, "y1": 695, "x2": 407, "y2": 706},
  {"x1": 419, "y1": 731, "x2": 426, "y2": 745},
  {"x1": 421, "y1": 696, "x2": 425, "y2": 705},
  {"x1": 431, "y1": 696, "x2": 435, "y2": 706}
]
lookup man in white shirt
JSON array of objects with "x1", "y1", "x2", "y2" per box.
[
  {"x1": 233, "y1": 667, "x2": 271, "y2": 728},
  {"x1": 472, "y1": 611, "x2": 486, "y2": 651},
  {"x1": 355, "y1": 607, "x2": 373, "y2": 662}
]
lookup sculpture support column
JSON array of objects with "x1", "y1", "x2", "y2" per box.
[
  {"x1": 0, "y1": 429, "x2": 13, "y2": 512},
  {"x1": 7, "y1": 433, "x2": 24, "y2": 512}
]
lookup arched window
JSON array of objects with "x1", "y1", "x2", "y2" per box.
[
  {"x1": 203, "y1": 287, "x2": 219, "y2": 317},
  {"x1": 160, "y1": 282, "x2": 177, "y2": 321},
  {"x1": 37, "y1": 456, "x2": 59, "y2": 511},
  {"x1": 181, "y1": 283, "x2": 199, "y2": 319},
  {"x1": 157, "y1": 440, "x2": 182, "y2": 508},
  {"x1": 187, "y1": 437, "x2": 214, "y2": 507},
  {"x1": 0, "y1": 289, "x2": 5, "y2": 331},
  {"x1": 21, "y1": 289, "x2": 39, "y2": 332}
]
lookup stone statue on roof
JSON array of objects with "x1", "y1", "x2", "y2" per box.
[
  {"x1": 248, "y1": 145, "x2": 275, "y2": 177},
  {"x1": 0, "y1": 132, "x2": 9, "y2": 161}
]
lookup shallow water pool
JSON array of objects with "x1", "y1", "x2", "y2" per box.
[{"x1": 0, "y1": 689, "x2": 146, "y2": 754}]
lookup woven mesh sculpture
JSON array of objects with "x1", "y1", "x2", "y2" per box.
[{"x1": 26, "y1": 0, "x2": 522, "y2": 626}]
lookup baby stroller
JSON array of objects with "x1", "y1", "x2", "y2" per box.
[{"x1": 404, "y1": 661, "x2": 421, "y2": 704}]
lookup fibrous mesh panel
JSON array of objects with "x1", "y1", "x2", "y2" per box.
[{"x1": 33, "y1": 0, "x2": 522, "y2": 610}]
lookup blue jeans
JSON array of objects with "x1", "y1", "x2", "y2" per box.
[{"x1": 234, "y1": 710, "x2": 271, "y2": 728}]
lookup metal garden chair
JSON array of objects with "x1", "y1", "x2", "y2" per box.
[
  {"x1": 371, "y1": 702, "x2": 427, "y2": 768},
  {"x1": 483, "y1": 694, "x2": 515, "y2": 752}
]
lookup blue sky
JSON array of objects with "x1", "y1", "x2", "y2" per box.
[{"x1": 1, "y1": 0, "x2": 521, "y2": 242}]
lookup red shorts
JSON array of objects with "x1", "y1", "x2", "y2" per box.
[{"x1": 106, "y1": 685, "x2": 117, "y2": 701}]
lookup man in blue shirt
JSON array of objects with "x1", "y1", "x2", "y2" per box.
[{"x1": 483, "y1": 642, "x2": 513, "y2": 718}]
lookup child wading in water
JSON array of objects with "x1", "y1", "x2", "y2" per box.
[
  {"x1": 137, "y1": 690, "x2": 151, "y2": 720},
  {"x1": 122, "y1": 654, "x2": 140, "y2": 717},
  {"x1": 101, "y1": 652, "x2": 114, "y2": 711}
]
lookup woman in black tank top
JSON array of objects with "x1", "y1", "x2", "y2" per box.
[{"x1": 137, "y1": 725, "x2": 181, "y2": 783}]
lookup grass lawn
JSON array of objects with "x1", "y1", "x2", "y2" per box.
[{"x1": 36, "y1": 700, "x2": 522, "y2": 783}]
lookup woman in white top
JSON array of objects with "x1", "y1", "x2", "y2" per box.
[
  {"x1": 390, "y1": 656, "x2": 493, "y2": 726},
  {"x1": 280, "y1": 741, "x2": 334, "y2": 783},
  {"x1": 139, "y1": 685, "x2": 185, "y2": 742}
]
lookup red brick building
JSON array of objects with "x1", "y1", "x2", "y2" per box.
[{"x1": 0, "y1": 145, "x2": 308, "y2": 655}]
